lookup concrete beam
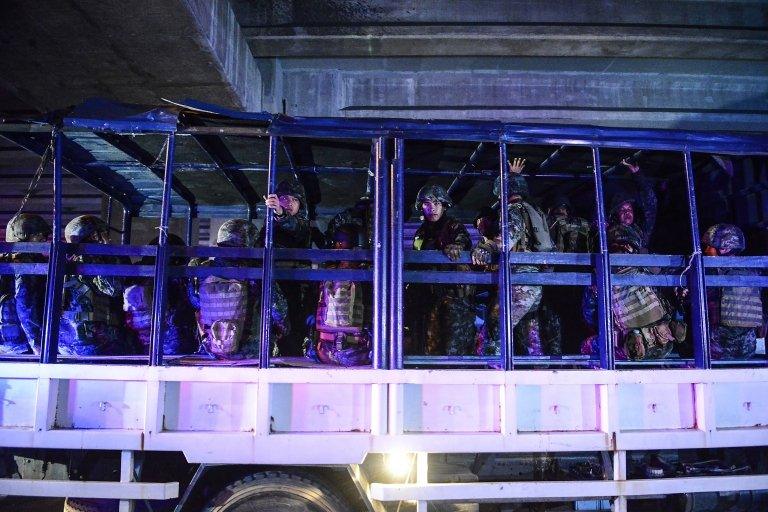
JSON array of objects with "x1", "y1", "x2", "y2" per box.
[
  {"x1": 244, "y1": 25, "x2": 768, "y2": 59},
  {"x1": 232, "y1": 0, "x2": 768, "y2": 29},
  {"x1": 0, "y1": 0, "x2": 260, "y2": 111},
  {"x1": 272, "y1": 57, "x2": 768, "y2": 131}
]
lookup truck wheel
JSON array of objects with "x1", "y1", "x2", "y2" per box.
[{"x1": 203, "y1": 470, "x2": 352, "y2": 512}]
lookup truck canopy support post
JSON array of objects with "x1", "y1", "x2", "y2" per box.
[{"x1": 592, "y1": 147, "x2": 615, "y2": 370}]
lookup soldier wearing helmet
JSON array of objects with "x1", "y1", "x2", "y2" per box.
[
  {"x1": 607, "y1": 158, "x2": 658, "y2": 252},
  {"x1": 262, "y1": 179, "x2": 313, "y2": 356},
  {"x1": 472, "y1": 158, "x2": 554, "y2": 357},
  {"x1": 699, "y1": 224, "x2": 761, "y2": 360},
  {"x1": 0, "y1": 214, "x2": 51, "y2": 354},
  {"x1": 407, "y1": 183, "x2": 475, "y2": 355},
  {"x1": 59, "y1": 215, "x2": 137, "y2": 356},
  {"x1": 123, "y1": 233, "x2": 197, "y2": 356},
  {"x1": 190, "y1": 219, "x2": 289, "y2": 359}
]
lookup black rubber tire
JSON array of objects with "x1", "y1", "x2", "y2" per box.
[
  {"x1": 63, "y1": 497, "x2": 118, "y2": 512},
  {"x1": 202, "y1": 470, "x2": 353, "y2": 512}
]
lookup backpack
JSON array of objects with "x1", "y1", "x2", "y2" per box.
[
  {"x1": 198, "y1": 276, "x2": 249, "y2": 357},
  {"x1": 521, "y1": 202, "x2": 554, "y2": 252}
]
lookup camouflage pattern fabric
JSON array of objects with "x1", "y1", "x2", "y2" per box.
[
  {"x1": 710, "y1": 326, "x2": 756, "y2": 360},
  {"x1": 408, "y1": 214, "x2": 475, "y2": 355},
  {"x1": 189, "y1": 256, "x2": 289, "y2": 359},
  {"x1": 706, "y1": 267, "x2": 761, "y2": 360},
  {"x1": 0, "y1": 254, "x2": 29, "y2": 354},
  {"x1": 59, "y1": 255, "x2": 136, "y2": 356},
  {"x1": 123, "y1": 279, "x2": 198, "y2": 356},
  {"x1": 326, "y1": 199, "x2": 373, "y2": 249},
  {"x1": 608, "y1": 172, "x2": 657, "y2": 249},
  {"x1": 198, "y1": 276, "x2": 249, "y2": 357},
  {"x1": 478, "y1": 283, "x2": 542, "y2": 356},
  {"x1": 6, "y1": 214, "x2": 51, "y2": 243},
  {"x1": 549, "y1": 215, "x2": 593, "y2": 253},
  {"x1": 64, "y1": 215, "x2": 107, "y2": 244},
  {"x1": 12, "y1": 252, "x2": 46, "y2": 352}
]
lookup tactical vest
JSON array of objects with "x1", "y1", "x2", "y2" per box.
[
  {"x1": 198, "y1": 275, "x2": 249, "y2": 357},
  {"x1": 549, "y1": 216, "x2": 592, "y2": 253},
  {"x1": 62, "y1": 277, "x2": 118, "y2": 326},
  {"x1": 721, "y1": 286, "x2": 763, "y2": 328},
  {"x1": 610, "y1": 269, "x2": 666, "y2": 330}
]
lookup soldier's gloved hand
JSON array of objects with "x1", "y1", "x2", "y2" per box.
[
  {"x1": 471, "y1": 246, "x2": 492, "y2": 266},
  {"x1": 443, "y1": 243, "x2": 463, "y2": 262}
]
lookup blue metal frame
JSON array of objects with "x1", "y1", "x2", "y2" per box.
[
  {"x1": 258, "y1": 136, "x2": 279, "y2": 368},
  {"x1": 390, "y1": 138, "x2": 405, "y2": 369},
  {"x1": 372, "y1": 137, "x2": 390, "y2": 370},
  {"x1": 1, "y1": 101, "x2": 767, "y2": 369},
  {"x1": 498, "y1": 144, "x2": 514, "y2": 371},
  {"x1": 683, "y1": 150, "x2": 711, "y2": 369},
  {"x1": 148, "y1": 134, "x2": 176, "y2": 366},
  {"x1": 40, "y1": 130, "x2": 64, "y2": 364},
  {"x1": 592, "y1": 147, "x2": 614, "y2": 370}
]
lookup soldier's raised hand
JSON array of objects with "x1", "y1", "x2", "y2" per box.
[
  {"x1": 507, "y1": 157, "x2": 526, "y2": 174},
  {"x1": 443, "y1": 243, "x2": 463, "y2": 262},
  {"x1": 621, "y1": 158, "x2": 640, "y2": 174},
  {"x1": 263, "y1": 194, "x2": 284, "y2": 216}
]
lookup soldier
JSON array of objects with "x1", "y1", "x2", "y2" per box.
[
  {"x1": 1, "y1": 214, "x2": 51, "y2": 354},
  {"x1": 192, "y1": 219, "x2": 289, "y2": 359},
  {"x1": 59, "y1": 215, "x2": 137, "y2": 356},
  {"x1": 701, "y1": 224, "x2": 762, "y2": 360},
  {"x1": 325, "y1": 196, "x2": 374, "y2": 249},
  {"x1": 407, "y1": 183, "x2": 475, "y2": 356},
  {"x1": 547, "y1": 195, "x2": 592, "y2": 254},
  {"x1": 581, "y1": 224, "x2": 678, "y2": 360},
  {"x1": 310, "y1": 224, "x2": 371, "y2": 366},
  {"x1": 262, "y1": 179, "x2": 312, "y2": 356},
  {"x1": 607, "y1": 158, "x2": 657, "y2": 252},
  {"x1": 544, "y1": 195, "x2": 594, "y2": 354},
  {"x1": 123, "y1": 234, "x2": 197, "y2": 356},
  {"x1": 472, "y1": 157, "x2": 554, "y2": 356}
]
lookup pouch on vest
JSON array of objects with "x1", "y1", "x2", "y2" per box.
[
  {"x1": 123, "y1": 284, "x2": 153, "y2": 346},
  {"x1": 0, "y1": 293, "x2": 25, "y2": 345},
  {"x1": 521, "y1": 202, "x2": 554, "y2": 252},
  {"x1": 611, "y1": 285, "x2": 665, "y2": 330},
  {"x1": 199, "y1": 276, "x2": 248, "y2": 357}
]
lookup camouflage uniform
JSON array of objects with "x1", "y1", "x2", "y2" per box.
[
  {"x1": 192, "y1": 219, "x2": 289, "y2": 359},
  {"x1": 59, "y1": 215, "x2": 137, "y2": 356},
  {"x1": 581, "y1": 224, "x2": 675, "y2": 360},
  {"x1": 702, "y1": 224, "x2": 761, "y2": 360},
  {"x1": 407, "y1": 184, "x2": 475, "y2": 356},
  {"x1": 123, "y1": 234, "x2": 197, "y2": 355},
  {"x1": 259, "y1": 180, "x2": 312, "y2": 356},
  {"x1": 0, "y1": 214, "x2": 51, "y2": 354},
  {"x1": 544, "y1": 196, "x2": 593, "y2": 354},
  {"x1": 608, "y1": 169, "x2": 658, "y2": 250},
  {"x1": 473, "y1": 175, "x2": 547, "y2": 356},
  {"x1": 325, "y1": 197, "x2": 374, "y2": 249}
]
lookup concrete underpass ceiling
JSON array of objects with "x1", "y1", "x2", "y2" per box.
[{"x1": 0, "y1": 0, "x2": 766, "y2": 131}]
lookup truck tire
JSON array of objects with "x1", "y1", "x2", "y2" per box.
[
  {"x1": 63, "y1": 498, "x2": 117, "y2": 512},
  {"x1": 203, "y1": 470, "x2": 352, "y2": 512}
]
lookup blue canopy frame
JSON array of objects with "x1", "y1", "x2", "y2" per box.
[{"x1": 1, "y1": 99, "x2": 767, "y2": 370}]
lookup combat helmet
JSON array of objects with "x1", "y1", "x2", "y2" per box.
[
  {"x1": 64, "y1": 215, "x2": 108, "y2": 243},
  {"x1": 274, "y1": 179, "x2": 306, "y2": 206},
  {"x1": 492, "y1": 174, "x2": 529, "y2": 200},
  {"x1": 702, "y1": 223, "x2": 745, "y2": 255},
  {"x1": 5, "y1": 213, "x2": 51, "y2": 242},
  {"x1": 608, "y1": 191, "x2": 636, "y2": 221},
  {"x1": 414, "y1": 184, "x2": 453, "y2": 210},
  {"x1": 216, "y1": 219, "x2": 257, "y2": 248}
]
